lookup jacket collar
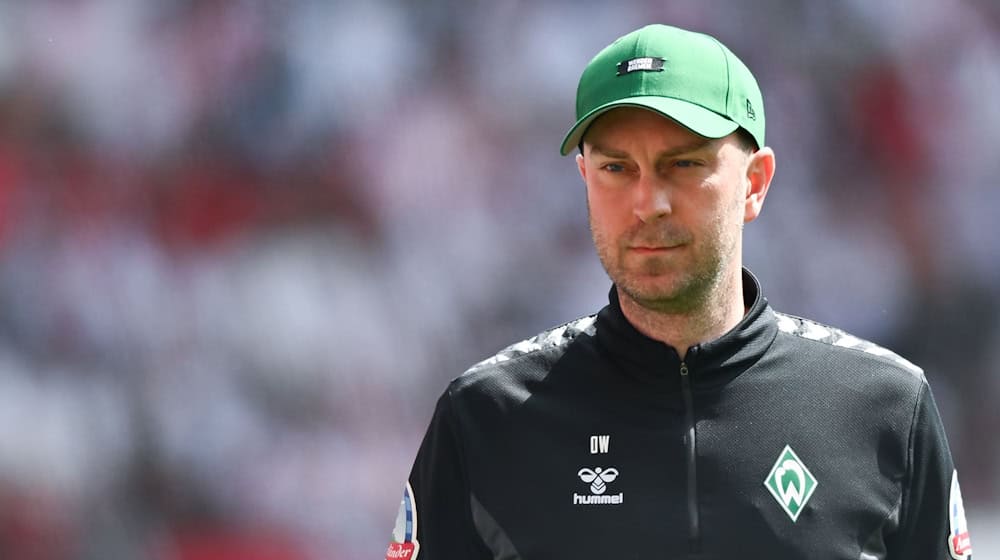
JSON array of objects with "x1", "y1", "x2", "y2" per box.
[{"x1": 594, "y1": 268, "x2": 778, "y2": 390}]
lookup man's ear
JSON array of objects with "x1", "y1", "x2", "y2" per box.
[
  {"x1": 576, "y1": 153, "x2": 587, "y2": 183},
  {"x1": 744, "y1": 147, "x2": 775, "y2": 223}
]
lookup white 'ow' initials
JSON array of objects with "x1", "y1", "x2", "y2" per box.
[{"x1": 590, "y1": 435, "x2": 610, "y2": 454}]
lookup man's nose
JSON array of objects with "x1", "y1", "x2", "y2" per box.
[{"x1": 633, "y1": 172, "x2": 672, "y2": 223}]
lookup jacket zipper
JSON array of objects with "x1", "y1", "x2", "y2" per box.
[{"x1": 679, "y1": 361, "x2": 701, "y2": 552}]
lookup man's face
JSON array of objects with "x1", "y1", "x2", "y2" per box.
[{"x1": 577, "y1": 107, "x2": 766, "y2": 313}]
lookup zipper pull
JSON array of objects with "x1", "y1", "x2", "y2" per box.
[
  {"x1": 680, "y1": 362, "x2": 693, "y2": 443},
  {"x1": 677, "y1": 359, "x2": 701, "y2": 549}
]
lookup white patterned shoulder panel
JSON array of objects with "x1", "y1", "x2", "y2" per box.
[
  {"x1": 469, "y1": 315, "x2": 598, "y2": 371},
  {"x1": 774, "y1": 312, "x2": 923, "y2": 377}
]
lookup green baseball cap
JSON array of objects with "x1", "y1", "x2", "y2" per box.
[{"x1": 560, "y1": 24, "x2": 765, "y2": 156}]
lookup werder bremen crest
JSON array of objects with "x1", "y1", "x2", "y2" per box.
[{"x1": 764, "y1": 445, "x2": 818, "y2": 522}]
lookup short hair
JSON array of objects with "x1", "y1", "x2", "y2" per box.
[{"x1": 734, "y1": 127, "x2": 759, "y2": 154}]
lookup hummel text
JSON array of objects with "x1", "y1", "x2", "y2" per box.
[{"x1": 573, "y1": 492, "x2": 624, "y2": 505}]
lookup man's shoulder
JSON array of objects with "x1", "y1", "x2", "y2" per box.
[
  {"x1": 447, "y1": 314, "x2": 599, "y2": 395},
  {"x1": 772, "y1": 311, "x2": 925, "y2": 381}
]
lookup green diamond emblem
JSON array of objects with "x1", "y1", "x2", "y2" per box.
[{"x1": 764, "y1": 445, "x2": 818, "y2": 522}]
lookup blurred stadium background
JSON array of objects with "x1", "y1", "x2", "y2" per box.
[{"x1": 0, "y1": 0, "x2": 996, "y2": 558}]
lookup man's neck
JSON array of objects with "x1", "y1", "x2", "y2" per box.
[{"x1": 617, "y1": 270, "x2": 746, "y2": 360}]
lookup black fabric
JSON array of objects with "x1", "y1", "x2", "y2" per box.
[
  {"x1": 395, "y1": 269, "x2": 967, "y2": 560},
  {"x1": 470, "y1": 492, "x2": 522, "y2": 560}
]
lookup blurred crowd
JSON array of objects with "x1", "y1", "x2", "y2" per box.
[{"x1": 0, "y1": 0, "x2": 997, "y2": 558}]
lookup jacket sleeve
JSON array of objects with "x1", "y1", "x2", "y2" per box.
[
  {"x1": 385, "y1": 390, "x2": 491, "y2": 560},
  {"x1": 887, "y1": 382, "x2": 972, "y2": 559}
]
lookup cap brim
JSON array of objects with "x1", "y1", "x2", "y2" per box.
[{"x1": 559, "y1": 96, "x2": 740, "y2": 156}]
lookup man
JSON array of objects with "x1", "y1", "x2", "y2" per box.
[{"x1": 386, "y1": 24, "x2": 972, "y2": 560}]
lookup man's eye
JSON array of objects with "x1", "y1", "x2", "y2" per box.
[
  {"x1": 603, "y1": 163, "x2": 626, "y2": 173},
  {"x1": 674, "y1": 160, "x2": 699, "y2": 168}
]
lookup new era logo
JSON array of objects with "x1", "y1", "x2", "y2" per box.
[{"x1": 764, "y1": 445, "x2": 817, "y2": 522}]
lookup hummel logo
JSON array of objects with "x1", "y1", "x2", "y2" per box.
[
  {"x1": 573, "y1": 467, "x2": 623, "y2": 505},
  {"x1": 578, "y1": 467, "x2": 618, "y2": 494},
  {"x1": 764, "y1": 445, "x2": 818, "y2": 522}
]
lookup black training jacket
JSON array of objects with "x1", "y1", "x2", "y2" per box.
[{"x1": 386, "y1": 269, "x2": 972, "y2": 560}]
